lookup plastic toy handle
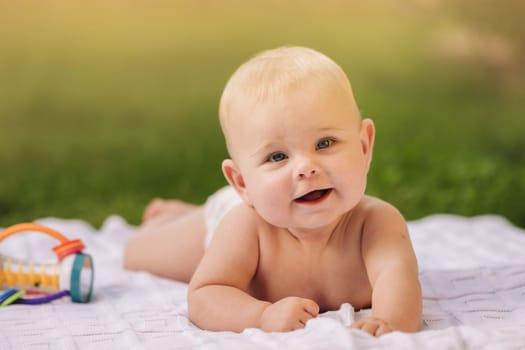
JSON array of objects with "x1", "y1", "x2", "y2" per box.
[{"x1": 0, "y1": 223, "x2": 70, "y2": 244}]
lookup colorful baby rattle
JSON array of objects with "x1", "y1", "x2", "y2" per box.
[{"x1": 0, "y1": 223, "x2": 94, "y2": 306}]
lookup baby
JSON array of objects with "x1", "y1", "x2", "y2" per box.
[{"x1": 124, "y1": 46, "x2": 422, "y2": 336}]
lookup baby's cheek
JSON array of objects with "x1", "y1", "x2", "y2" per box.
[{"x1": 254, "y1": 198, "x2": 289, "y2": 227}]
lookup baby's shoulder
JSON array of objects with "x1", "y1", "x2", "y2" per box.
[
  {"x1": 211, "y1": 203, "x2": 265, "y2": 252},
  {"x1": 357, "y1": 195, "x2": 403, "y2": 217},
  {"x1": 220, "y1": 202, "x2": 271, "y2": 236},
  {"x1": 344, "y1": 196, "x2": 406, "y2": 234},
  {"x1": 224, "y1": 203, "x2": 284, "y2": 243},
  {"x1": 355, "y1": 195, "x2": 408, "y2": 235},
  {"x1": 222, "y1": 202, "x2": 260, "y2": 228}
]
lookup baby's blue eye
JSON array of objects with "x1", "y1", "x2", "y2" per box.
[
  {"x1": 268, "y1": 152, "x2": 287, "y2": 162},
  {"x1": 316, "y1": 138, "x2": 334, "y2": 150}
]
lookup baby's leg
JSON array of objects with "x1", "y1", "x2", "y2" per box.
[{"x1": 124, "y1": 207, "x2": 205, "y2": 283}]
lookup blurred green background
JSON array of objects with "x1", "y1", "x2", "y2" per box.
[{"x1": 1, "y1": 0, "x2": 524, "y2": 228}]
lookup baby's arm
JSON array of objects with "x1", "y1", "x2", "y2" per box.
[
  {"x1": 352, "y1": 202, "x2": 422, "y2": 336},
  {"x1": 188, "y1": 205, "x2": 319, "y2": 332}
]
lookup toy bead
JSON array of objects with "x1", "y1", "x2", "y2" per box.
[{"x1": 53, "y1": 239, "x2": 85, "y2": 261}]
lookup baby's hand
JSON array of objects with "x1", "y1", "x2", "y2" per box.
[
  {"x1": 351, "y1": 316, "x2": 393, "y2": 336},
  {"x1": 260, "y1": 297, "x2": 319, "y2": 332}
]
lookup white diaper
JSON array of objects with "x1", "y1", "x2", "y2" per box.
[{"x1": 203, "y1": 185, "x2": 243, "y2": 248}]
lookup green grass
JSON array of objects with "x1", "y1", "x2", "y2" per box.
[{"x1": 1, "y1": 1, "x2": 524, "y2": 228}]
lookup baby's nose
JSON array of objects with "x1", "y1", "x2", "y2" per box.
[
  {"x1": 296, "y1": 157, "x2": 320, "y2": 179},
  {"x1": 298, "y1": 169, "x2": 317, "y2": 179}
]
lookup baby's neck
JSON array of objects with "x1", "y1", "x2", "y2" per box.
[{"x1": 285, "y1": 214, "x2": 347, "y2": 254}]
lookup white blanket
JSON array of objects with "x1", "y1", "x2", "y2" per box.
[{"x1": 2, "y1": 214, "x2": 525, "y2": 349}]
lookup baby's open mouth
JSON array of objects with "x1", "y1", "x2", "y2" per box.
[{"x1": 294, "y1": 188, "x2": 332, "y2": 203}]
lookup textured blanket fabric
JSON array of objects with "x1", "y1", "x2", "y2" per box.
[{"x1": 1, "y1": 214, "x2": 525, "y2": 349}]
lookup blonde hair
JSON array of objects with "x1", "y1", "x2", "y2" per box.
[{"x1": 219, "y1": 46, "x2": 358, "y2": 153}]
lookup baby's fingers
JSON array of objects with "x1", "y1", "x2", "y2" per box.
[
  {"x1": 375, "y1": 323, "x2": 393, "y2": 336},
  {"x1": 298, "y1": 310, "x2": 316, "y2": 327},
  {"x1": 302, "y1": 299, "x2": 320, "y2": 317},
  {"x1": 354, "y1": 320, "x2": 380, "y2": 336},
  {"x1": 351, "y1": 318, "x2": 367, "y2": 329},
  {"x1": 351, "y1": 317, "x2": 393, "y2": 336}
]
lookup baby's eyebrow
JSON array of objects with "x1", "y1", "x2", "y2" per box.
[
  {"x1": 250, "y1": 142, "x2": 279, "y2": 159},
  {"x1": 318, "y1": 127, "x2": 346, "y2": 133}
]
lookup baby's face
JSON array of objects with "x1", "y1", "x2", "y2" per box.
[{"x1": 226, "y1": 83, "x2": 374, "y2": 233}]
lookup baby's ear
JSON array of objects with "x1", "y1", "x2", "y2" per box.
[
  {"x1": 222, "y1": 159, "x2": 253, "y2": 206},
  {"x1": 359, "y1": 118, "x2": 375, "y2": 171}
]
